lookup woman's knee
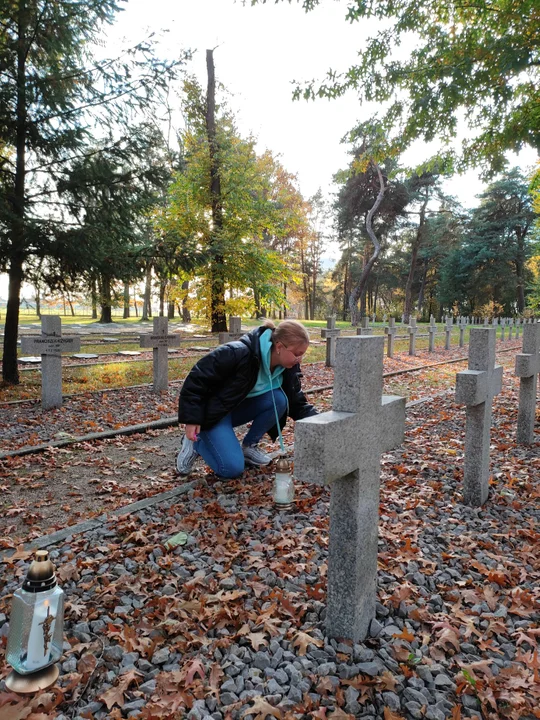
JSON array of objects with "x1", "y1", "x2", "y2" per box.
[{"x1": 218, "y1": 456, "x2": 245, "y2": 479}]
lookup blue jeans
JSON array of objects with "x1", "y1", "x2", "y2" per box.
[{"x1": 194, "y1": 389, "x2": 287, "y2": 478}]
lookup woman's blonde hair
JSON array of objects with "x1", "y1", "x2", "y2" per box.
[{"x1": 262, "y1": 319, "x2": 310, "y2": 347}]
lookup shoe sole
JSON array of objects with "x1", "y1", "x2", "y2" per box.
[{"x1": 243, "y1": 456, "x2": 272, "y2": 467}]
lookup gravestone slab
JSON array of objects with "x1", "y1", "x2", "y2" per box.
[
  {"x1": 321, "y1": 316, "x2": 341, "y2": 367},
  {"x1": 455, "y1": 328, "x2": 503, "y2": 506},
  {"x1": 140, "y1": 317, "x2": 181, "y2": 392},
  {"x1": 515, "y1": 323, "x2": 540, "y2": 444},
  {"x1": 218, "y1": 316, "x2": 244, "y2": 345},
  {"x1": 294, "y1": 336, "x2": 406, "y2": 641},
  {"x1": 71, "y1": 353, "x2": 99, "y2": 360},
  {"x1": 20, "y1": 316, "x2": 81, "y2": 409},
  {"x1": 118, "y1": 350, "x2": 142, "y2": 356}
]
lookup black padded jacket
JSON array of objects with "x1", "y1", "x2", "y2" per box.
[{"x1": 178, "y1": 326, "x2": 317, "y2": 438}]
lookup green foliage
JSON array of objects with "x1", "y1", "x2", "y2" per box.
[
  {"x1": 254, "y1": 0, "x2": 540, "y2": 173},
  {"x1": 157, "y1": 81, "x2": 307, "y2": 318}
]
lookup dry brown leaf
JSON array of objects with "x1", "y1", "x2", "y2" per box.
[
  {"x1": 328, "y1": 709, "x2": 355, "y2": 719},
  {"x1": 291, "y1": 630, "x2": 323, "y2": 656},
  {"x1": 0, "y1": 702, "x2": 31, "y2": 720},
  {"x1": 77, "y1": 653, "x2": 97, "y2": 676},
  {"x1": 99, "y1": 669, "x2": 141, "y2": 710},
  {"x1": 248, "y1": 632, "x2": 268, "y2": 651},
  {"x1": 242, "y1": 696, "x2": 282, "y2": 719},
  {"x1": 383, "y1": 709, "x2": 405, "y2": 720}
]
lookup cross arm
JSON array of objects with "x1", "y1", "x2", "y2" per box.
[
  {"x1": 380, "y1": 395, "x2": 406, "y2": 452},
  {"x1": 294, "y1": 411, "x2": 357, "y2": 485},
  {"x1": 140, "y1": 334, "x2": 181, "y2": 348},
  {"x1": 455, "y1": 370, "x2": 488, "y2": 405},
  {"x1": 515, "y1": 353, "x2": 540, "y2": 378},
  {"x1": 321, "y1": 329, "x2": 341, "y2": 339}
]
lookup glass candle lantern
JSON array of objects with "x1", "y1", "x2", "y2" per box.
[
  {"x1": 6, "y1": 550, "x2": 64, "y2": 691},
  {"x1": 273, "y1": 456, "x2": 295, "y2": 509}
]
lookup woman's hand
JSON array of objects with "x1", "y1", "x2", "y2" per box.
[{"x1": 185, "y1": 424, "x2": 201, "y2": 441}]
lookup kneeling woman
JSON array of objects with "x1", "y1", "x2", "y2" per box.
[{"x1": 176, "y1": 319, "x2": 317, "y2": 478}]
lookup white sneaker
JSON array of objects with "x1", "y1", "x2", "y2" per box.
[
  {"x1": 176, "y1": 435, "x2": 198, "y2": 475},
  {"x1": 242, "y1": 444, "x2": 272, "y2": 466}
]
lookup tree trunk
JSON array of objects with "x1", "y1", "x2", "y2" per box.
[
  {"x1": 349, "y1": 163, "x2": 386, "y2": 326},
  {"x1": 3, "y1": 8, "x2": 28, "y2": 384},
  {"x1": 142, "y1": 265, "x2": 152, "y2": 321},
  {"x1": 404, "y1": 189, "x2": 429, "y2": 323},
  {"x1": 35, "y1": 286, "x2": 41, "y2": 319},
  {"x1": 417, "y1": 261, "x2": 428, "y2": 317},
  {"x1": 515, "y1": 229, "x2": 526, "y2": 313},
  {"x1": 123, "y1": 283, "x2": 130, "y2": 318},
  {"x1": 206, "y1": 49, "x2": 227, "y2": 332},
  {"x1": 100, "y1": 275, "x2": 112, "y2": 323},
  {"x1": 67, "y1": 294, "x2": 75, "y2": 316},
  {"x1": 159, "y1": 279, "x2": 166, "y2": 316},
  {"x1": 168, "y1": 301, "x2": 174, "y2": 319},
  {"x1": 91, "y1": 278, "x2": 98, "y2": 319},
  {"x1": 2, "y1": 259, "x2": 24, "y2": 384},
  {"x1": 133, "y1": 286, "x2": 139, "y2": 317},
  {"x1": 182, "y1": 280, "x2": 191, "y2": 322}
]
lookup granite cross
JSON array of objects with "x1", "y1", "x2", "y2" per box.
[
  {"x1": 459, "y1": 318, "x2": 466, "y2": 348},
  {"x1": 294, "y1": 336, "x2": 406, "y2": 641},
  {"x1": 218, "y1": 316, "x2": 244, "y2": 345},
  {"x1": 408, "y1": 318, "x2": 418, "y2": 356},
  {"x1": 20, "y1": 316, "x2": 81, "y2": 409},
  {"x1": 385, "y1": 318, "x2": 397, "y2": 358},
  {"x1": 428, "y1": 317, "x2": 437, "y2": 353},
  {"x1": 444, "y1": 318, "x2": 453, "y2": 351},
  {"x1": 500, "y1": 318, "x2": 506, "y2": 341},
  {"x1": 139, "y1": 317, "x2": 181, "y2": 392},
  {"x1": 321, "y1": 316, "x2": 341, "y2": 367},
  {"x1": 455, "y1": 328, "x2": 503, "y2": 506},
  {"x1": 515, "y1": 322, "x2": 540, "y2": 444},
  {"x1": 356, "y1": 316, "x2": 372, "y2": 336}
]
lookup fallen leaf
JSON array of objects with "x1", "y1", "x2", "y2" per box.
[
  {"x1": 291, "y1": 630, "x2": 323, "y2": 656},
  {"x1": 242, "y1": 696, "x2": 282, "y2": 719}
]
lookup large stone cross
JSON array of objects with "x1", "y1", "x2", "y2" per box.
[
  {"x1": 20, "y1": 316, "x2": 81, "y2": 409},
  {"x1": 515, "y1": 322, "x2": 540, "y2": 444},
  {"x1": 321, "y1": 316, "x2": 341, "y2": 367},
  {"x1": 140, "y1": 317, "x2": 180, "y2": 392},
  {"x1": 218, "y1": 316, "x2": 244, "y2": 345},
  {"x1": 455, "y1": 328, "x2": 503, "y2": 506},
  {"x1": 445, "y1": 318, "x2": 453, "y2": 350},
  {"x1": 294, "y1": 336, "x2": 406, "y2": 641}
]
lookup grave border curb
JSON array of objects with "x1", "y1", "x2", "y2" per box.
[{"x1": 0, "y1": 481, "x2": 196, "y2": 563}]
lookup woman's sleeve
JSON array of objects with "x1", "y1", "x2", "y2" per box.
[
  {"x1": 288, "y1": 367, "x2": 318, "y2": 421},
  {"x1": 178, "y1": 343, "x2": 240, "y2": 426}
]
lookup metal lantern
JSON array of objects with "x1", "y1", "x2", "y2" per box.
[
  {"x1": 5, "y1": 550, "x2": 65, "y2": 693},
  {"x1": 273, "y1": 456, "x2": 295, "y2": 509}
]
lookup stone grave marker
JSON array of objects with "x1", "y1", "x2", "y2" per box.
[
  {"x1": 515, "y1": 322, "x2": 540, "y2": 444},
  {"x1": 321, "y1": 316, "x2": 341, "y2": 367},
  {"x1": 445, "y1": 318, "x2": 453, "y2": 350},
  {"x1": 218, "y1": 316, "x2": 244, "y2": 345},
  {"x1": 356, "y1": 316, "x2": 372, "y2": 336},
  {"x1": 455, "y1": 328, "x2": 503, "y2": 506},
  {"x1": 139, "y1": 317, "x2": 181, "y2": 392},
  {"x1": 459, "y1": 318, "x2": 466, "y2": 348},
  {"x1": 501, "y1": 318, "x2": 506, "y2": 341},
  {"x1": 20, "y1": 316, "x2": 81, "y2": 409},
  {"x1": 71, "y1": 353, "x2": 98, "y2": 360},
  {"x1": 508, "y1": 318, "x2": 514, "y2": 340},
  {"x1": 294, "y1": 336, "x2": 406, "y2": 641},
  {"x1": 428, "y1": 317, "x2": 437, "y2": 352},
  {"x1": 408, "y1": 318, "x2": 418, "y2": 356},
  {"x1": 385, "y1": 318, "x2": 397, "y2": 358}
]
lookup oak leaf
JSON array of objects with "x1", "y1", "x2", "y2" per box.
[
  {"x1": 99, "y1": 669, "x2": 141, "y2": 710},
  {"x1": 248, "y1": 632, "x2": 268, "y2": 651},
  {"x1": 184, "y1": 658, "x2": 205, "y2": 686},
  {"x1": 242, "y1": 696, "x2": 282, "y2": 719},
  {"x1": 383, "y1": 709, "x2": 405, "y2": 720},
  {"x1": 0, "y1": 702, "x2": 31, "y2": 720},
  {"x1": 291, "y1": 630, "x2": 323, "y2": 656},
  {"x1": 77, "y1": 653, "x2": 97, "y2": 676}
]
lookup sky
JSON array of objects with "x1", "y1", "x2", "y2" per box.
[{"x1": 1, "y1": 0, "x2": 538, "y2": 297}]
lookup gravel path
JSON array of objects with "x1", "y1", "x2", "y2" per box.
[{"x1": 1, "y1": 379, "x2": 538, "y2": 719}]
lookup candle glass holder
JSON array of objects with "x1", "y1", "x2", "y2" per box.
[
  {"x1": 6, "y1": 550, "x2": 64, "y2": 692},
  {"x1": 273, "y1": 457, "x2": 295, "y2": 509}
]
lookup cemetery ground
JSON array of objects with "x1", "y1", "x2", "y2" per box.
[{"x1": 0, "y1": 342, "x2": 539, "y2": 719}]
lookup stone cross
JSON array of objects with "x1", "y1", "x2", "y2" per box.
[
  {"x1": 408, "y1": 318, "x2": 417, "y2": 356},
  {"x1": 20, "y1": 316, "x2": 81, "y2": 409},
  {"x1": 294, "y1": 336, "x2": 406, "y2": 641},
  {"x1": 356, "y1": 316, "x2": 372, "y2": 336},
  {"x1": 483, "y1": 318, "x2": 489, "y2": 327},
  {"x1": 140, "y1": 317, "x2": 181, "y2": 392},
  {"x1": 321, "y1": 316, "x2": 341, "y2": 367},
  {"x1": 508, "y1": 319, "x2": 514, "y2": 340},
  {"x1": 459, "y1": 318, "x2": 466, "y2": 348},
  {"x1": 428, "y1": 317, "x2": 437, "y2": 352},
  {"x1": 455, "y1": 328, "x2": 503, "y2": 506},
  {"x1": 445, "y1": 318, "x2": 453, "y2": 351},
  {"x1": 500, "y1": 318, "x2": 506, "y2": 341},
  {"x1": 515, "y1": 322, "x2": 540, "y2": 444},
  {"x1": 218, "y1": 316, "x2": 244, "y2": 345},
  {"x1": 385, "y1": 318, "x2": 397, "y2": 358}
]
